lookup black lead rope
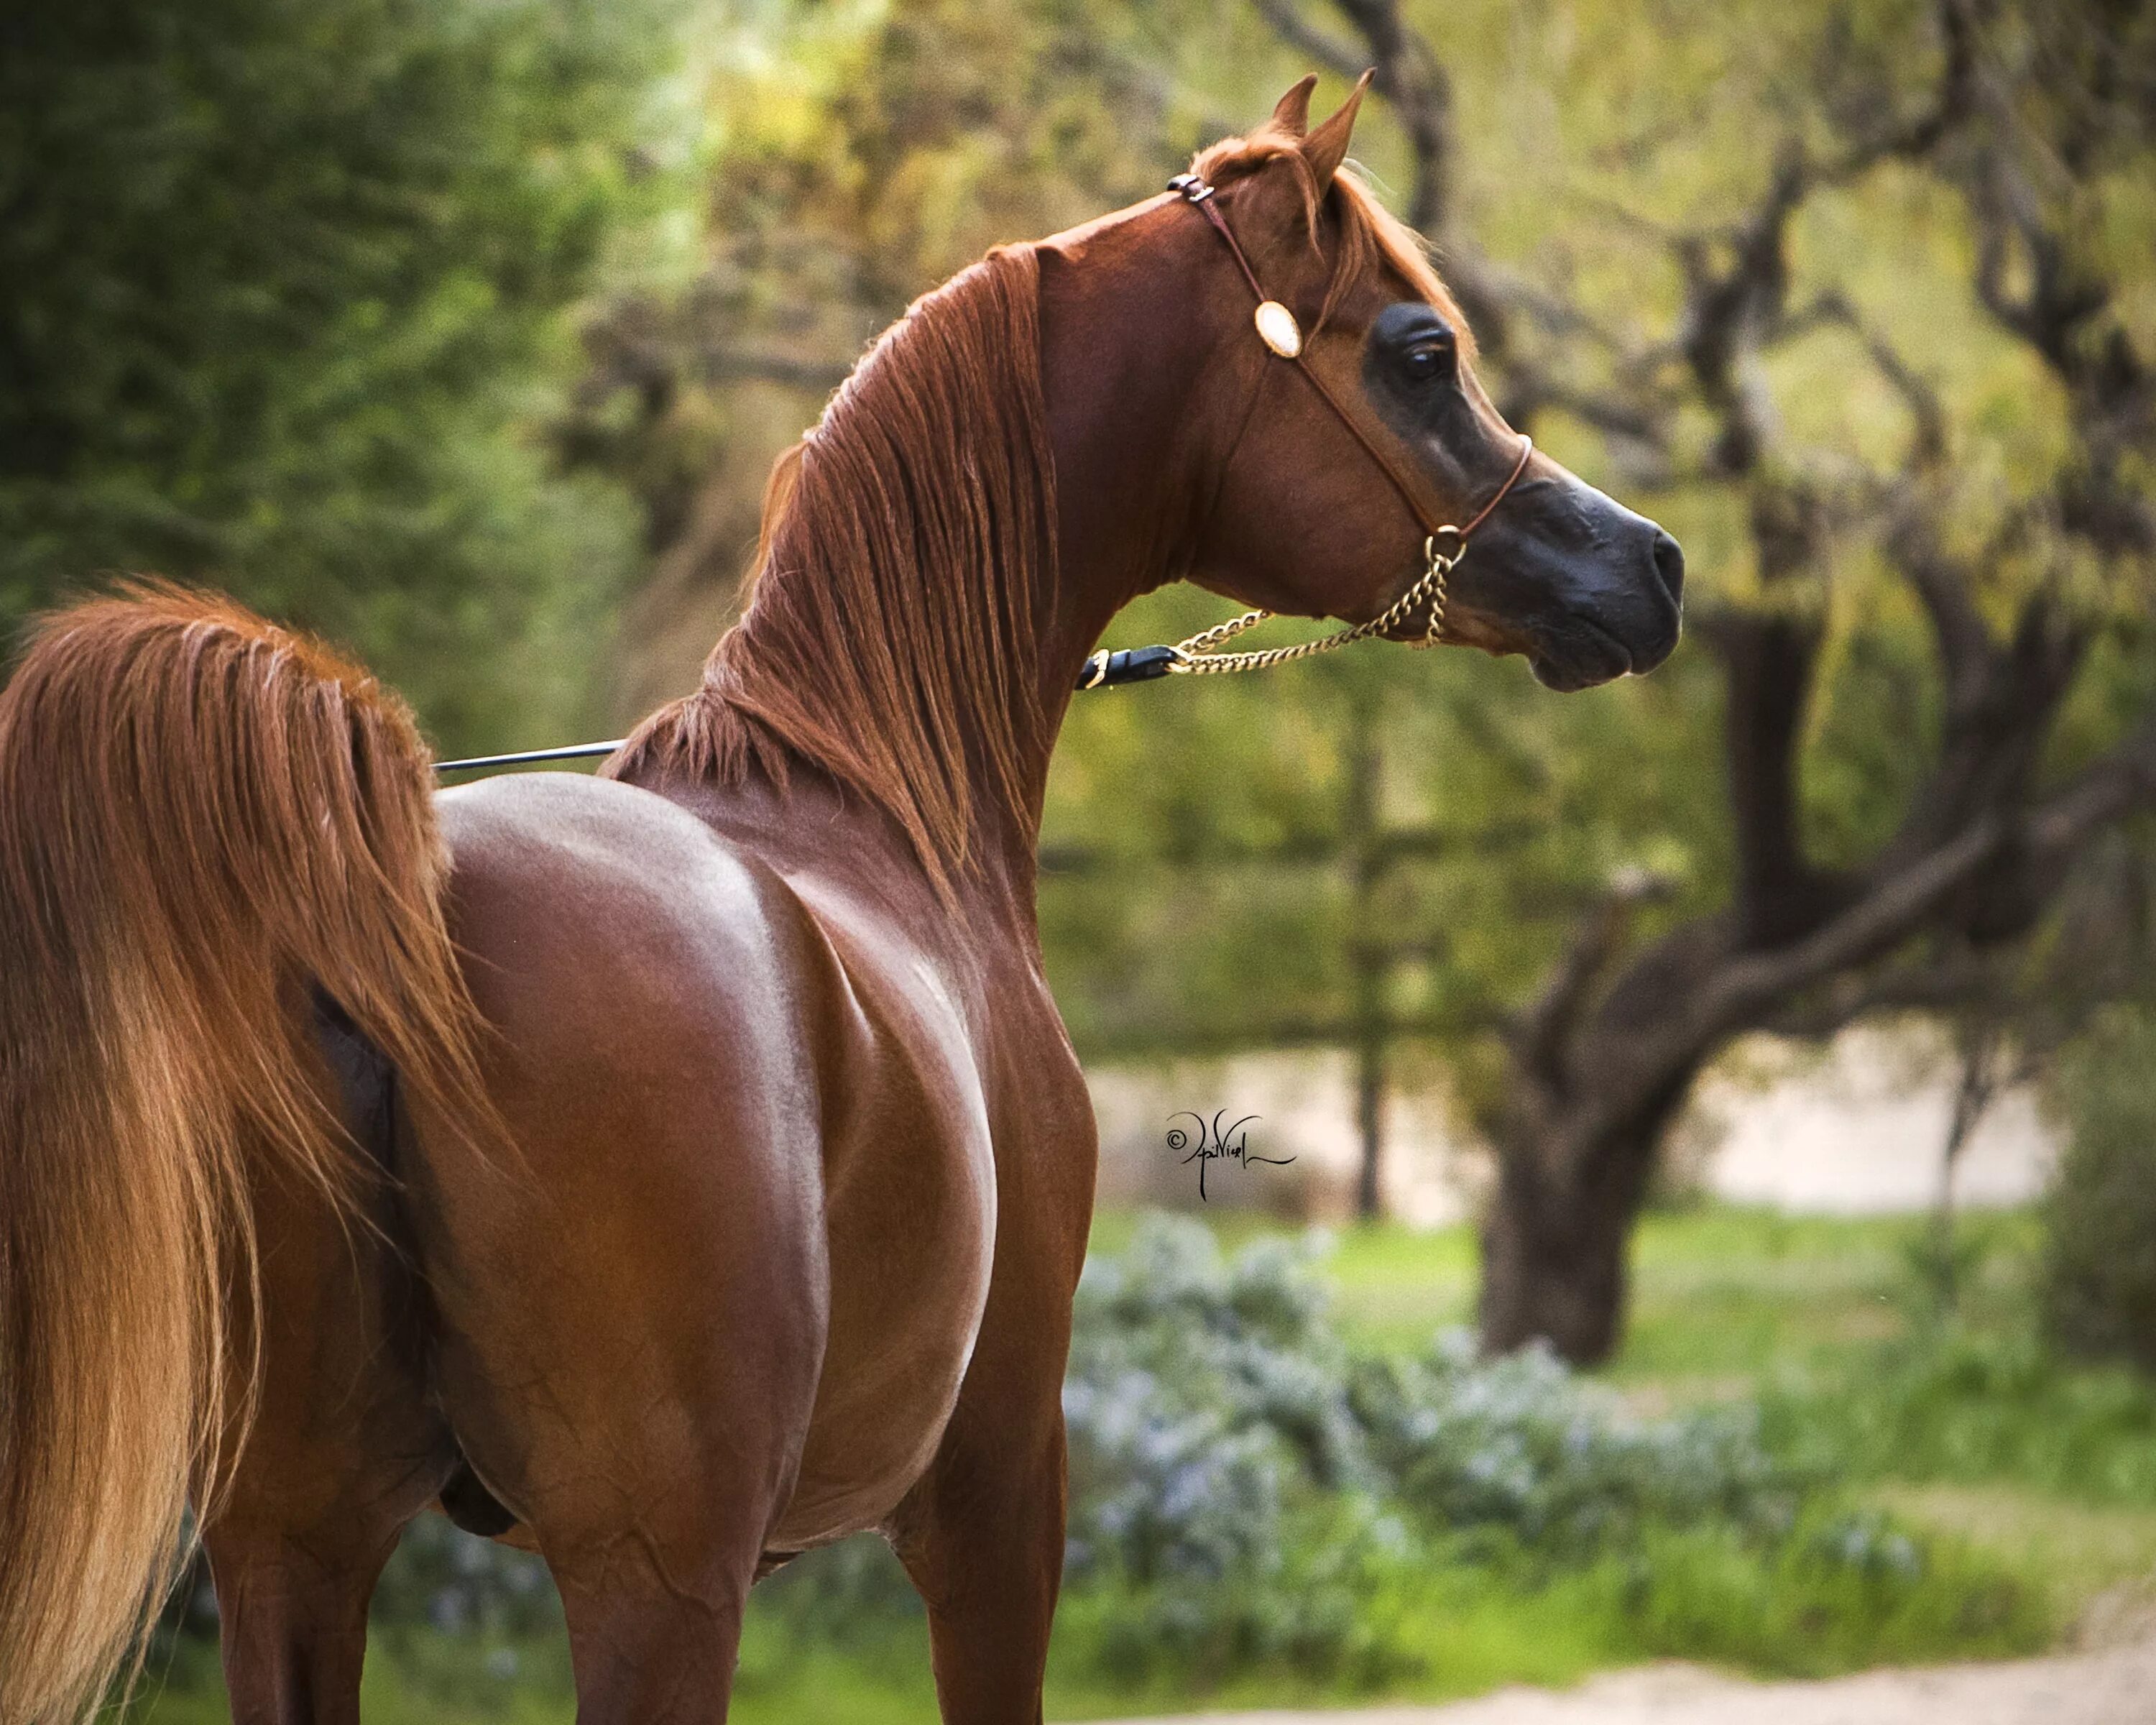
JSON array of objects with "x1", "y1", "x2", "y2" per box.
[
  {"x1": 1076, "y1": 645, "x2": 1184, "y2": 689},
  {"x1": 434, "y1": 647, "x2": 1174, "y2": 776}
]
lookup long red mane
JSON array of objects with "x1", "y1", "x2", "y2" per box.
[{"x1": 607, "y1": 246, "x2": 1059, "y2": 885}]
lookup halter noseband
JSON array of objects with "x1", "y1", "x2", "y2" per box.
[{"x1": 1078, "y1": 171, "x2": 1533, "y2": 691}]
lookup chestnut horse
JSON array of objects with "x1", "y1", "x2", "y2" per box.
[{"x1": 0, "y1": 78, "x2": 1681, "y2": 1725}]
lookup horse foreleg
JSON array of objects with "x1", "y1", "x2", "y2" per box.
[{"x1": 889, "y1": 1330, "x2": 1071, "y2": 1725}]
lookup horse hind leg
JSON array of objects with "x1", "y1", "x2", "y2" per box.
[
  {"x1": 201, "y1": 1000, "x2": 456, "y2": 1725},
  {"x1": 433, "y1": 1263, "x2": 821, "y2": 1722},
  {"x1": 202, "y1": 1525, "x2": 400, "y2": 1725}
]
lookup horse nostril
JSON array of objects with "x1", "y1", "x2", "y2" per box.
[{"x1": 1651, "y1": 529, "x2": 1685, "y2": 607}]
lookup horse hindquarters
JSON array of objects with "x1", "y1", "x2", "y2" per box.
[{"x1": 888, "y1": 983, "x2": 1100, "y2": 1725}]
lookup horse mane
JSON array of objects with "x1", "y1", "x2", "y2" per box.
[
  {"x1": 609, "y1": 123, "x2": 1463, "y2": 889},
  {"x1": 607, "y1": 245, "x2": 1057, "y2": 889}
]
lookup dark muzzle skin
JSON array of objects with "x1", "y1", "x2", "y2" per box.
[
  {"x1": 1464, "y1": 471, "x2": 1685, "y2": 691},
  {"x1": 1358, "y1": 300, "x2": 1684, "y2": 691}
]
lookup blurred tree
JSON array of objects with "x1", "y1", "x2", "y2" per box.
[
  {"x1": 0, "y1": 0, "x2": 686, "y2": 748},
  {"x1": 1243, "y1": 0, "x2": 2156, "y2": 1361},
  {"x1": 563, "y1": 0, "x2": 1275, "y2": 714}
]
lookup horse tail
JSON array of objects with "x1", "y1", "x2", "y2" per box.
[{"x1": 0, "y1": 582, "x2": 499, "y2": 1725}]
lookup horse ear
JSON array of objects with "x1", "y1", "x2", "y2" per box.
[
  {"x1": 1269, "y1": 75, "x2": 1319, "y2": 138},
  {"x1": 1302, "y1": 69, "x2": 1375, "y2": 188}
]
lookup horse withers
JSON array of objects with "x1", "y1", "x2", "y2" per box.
[{"x1": 0, "y1": 77, "x2": 1680, "y2": 1725}]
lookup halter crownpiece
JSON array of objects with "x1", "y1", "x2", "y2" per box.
[
  {"x1": 1079, "y1": 170, "x2": 1534, "y2": 690},
  {"x1": 1167, "y1": 171, "x2": 1306, "y2": 360}
]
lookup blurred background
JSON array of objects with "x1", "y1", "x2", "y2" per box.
[{"x1": 8, "y1": 0, "x2": 2156, "y2": 1719}]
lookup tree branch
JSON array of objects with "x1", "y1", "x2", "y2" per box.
[
  {"x1": 1882, "y1": 501, "x2": 1994, "y2": 715},
  {"x1": 1513, "y1": 870, "x2": 1675, "y2": 1090},
  {"x1": 1760, "y1": 952, "x2": 1997, "y2": 1039},
  {"x1": 1660, "y1": 817, "x2": 2006, "y2": 1073},
  {"x1": 1327, "y1": 0, "x2": 1453, "y2": 233},
  {"x1": 1250, "y1": 0, "x2": 1366, "y2": 83}
]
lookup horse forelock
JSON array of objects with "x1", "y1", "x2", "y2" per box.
[{"x1": 609, "y1": 245, "x2": 1057, "y2": 893}]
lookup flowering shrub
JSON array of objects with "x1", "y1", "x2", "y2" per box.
[
  {"x1": 1350, "y1": 1331, "x2": 1800, "y2": 1552},
  {"x1": 1063, "y1": 1218, "x2": 1370, "y2": 1586},
  {"x1": 1064, "y1": 1213, "x2": 1802, "y2": 1588}
]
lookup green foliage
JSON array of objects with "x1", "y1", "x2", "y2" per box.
[
  {"x1": 1309, "y1": 1200, "x2": 2156, "y2": 1520},
  {"x1": 372, "y1": 1516, "x2": 561, "y2": 1639},
  {"x1": 566, "y1": 0, "x2": 2156, "y2": 1142},
  {"x1": 2042, "y1": 1006, "x2": 2156, "y2": 1370},
  {"x1": 1767, "y1": 1324, "x2": 2156, "y2": 1506},
  {"x1": 0, "y1": 0, "x2": 688, "y2": 747},
  {"x1": 1600, "y1": 1509, "x2": 2035, "y2": 1677},
  {"x1": 1052, "y1": 1214, "x2": 2035, "y2": 1688}
]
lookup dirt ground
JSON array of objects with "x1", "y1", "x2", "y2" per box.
[{"x1": 1092, "y1": 1634, "x2": 2156, "y2": 1725}]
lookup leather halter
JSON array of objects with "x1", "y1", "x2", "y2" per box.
[{"x1": 1077, "y1": 171, "x2": 1534, "y2": 691}]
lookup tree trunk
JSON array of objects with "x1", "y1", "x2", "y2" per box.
[
  {"x1": 1355, "y1": 1028, "x2": 1384, "y2": 1220},
  {"x1": 1477, "y1": 1162, "x2": 1635, "y2": 1365},
  {"x1": 1346, "y1": 686, "x2": 1386, "y2": 1220},
  {"x1": 1477, "y1": 1076, "x2": 1690, "y2": 1365}
]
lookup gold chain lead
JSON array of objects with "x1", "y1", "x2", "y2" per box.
[{"x1": 1166, "y1": 534, "x2": 1457, "y2": 676}]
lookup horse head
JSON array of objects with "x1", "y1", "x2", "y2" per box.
[{"x1": 1046, "y1": 75, "x2": 1682, "y2": 694}]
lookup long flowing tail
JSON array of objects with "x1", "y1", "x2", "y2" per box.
[{"x1": 0, "y1": 584, "x2": 499, "y2": 1725}]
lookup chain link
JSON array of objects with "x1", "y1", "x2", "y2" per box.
[{"x1": 1166, "y1": 535, "x2": 1458, "y2": 676}]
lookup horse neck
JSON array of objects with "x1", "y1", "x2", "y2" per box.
[
  {"x1": 637, "y1": 220, "x2": 1222, "y2": 912},
  {"x1": 1025, "y1": 221, "x2": 1231, "y2": 776},
  {"x1": 891, "y1": 216, "x2": 1237, "y2": 901}
]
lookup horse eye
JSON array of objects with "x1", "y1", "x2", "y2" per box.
[{"x1": 1401, "y1": 337, "x2": 1455, "y2": 382}]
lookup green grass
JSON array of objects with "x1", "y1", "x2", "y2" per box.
[
  {"x1": 1305, "y1": 1202, "x2": 2156, "y2": 1619},
  {"x1": 1156, "y1": 1202, "x2": 2156, "y2": 1621},
  {"x1": 137, "y1": 1514, "x2": 2048, "y2": 1725},
  {"x1": 135, "y1": 1202, "x2": 2156, "y2": 1724},
  {"x1": 1218, "y1": 1204, "x2": 1969, "y2": 1373},
  {"x1": 1613, "y1": 1208, "x2": 1929, "y2": 1386},
  {"x1": 1295, "y1": 1205, "x2": 1995, "y2": 1374}
]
